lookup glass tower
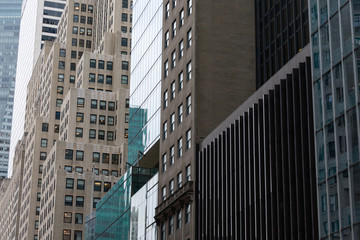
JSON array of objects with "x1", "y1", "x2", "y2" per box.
[
  {"x1": 310, "y1": 0, "x2": 360, "y2": 237},
  {"x1": 0, "y1": 0, "x2": 22, "y2": 177},
  {"x1": 128, "y1": 0, "x2": 163, "y2": 164}
]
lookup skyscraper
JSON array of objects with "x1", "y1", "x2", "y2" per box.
[
  {"x1": 9, "y1": 0, "x2": 66, "y2": 176},
  {"x1": 0, "y1": 0, "x2": 22, "y2": 177},
  {"x1": 310, "y1": 0, "x2": 360, "y2": 238},
  {"x1": 154, "y1": 0, "x2": 256, "y2": 239}
]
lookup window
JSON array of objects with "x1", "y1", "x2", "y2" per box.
[
  {"x1": 87, "y1": 28, "x2": 92, "y2": 36},
  {"x1": 57, "y1": 86, "x2": 64, "y2": 94},
  {"x1": 186, "y1": 165, "x2": 191, "y2": 181},
  {"x1": 73, "y1": 15, "x2": 79, "y2": 22},
  {"x1": 173, "y1": 0, "x2": 177, "y2": 8},
  {"x1": 172, "y1": 20, "x2": 176, "y2": 38},
  {"x1": 63, "y1": 229, "x2": 71, "y2": 240},
  {"x1": 76, "y1": 150, "x2": 84, "y2": 161},
  {"x1": 106, "y1": 75, "x2": 112, "y2": 84},
  {"x1": 121, "y1": 38, "x2": 128, "y2": 46},
  {"x1": 178, "y1": 138, "x2": 183, "y2": 157},
  {"x1": 93, "y1": 152, "x2": 100, "y2": 162},
  {"x1": 170, "y1": 146, "x2": 175, "y2": 165},
  {"x1": 71, "y1": 50, "x2": 77, "y2": 59},
  {"x1": 71, "y1": 38, "x2": 77, "y2": 46},
  {"x1": 79, "y1": 39, "x2": 85, "y2": 47},
  {"x1": 55, "y1": 111, "x2": 60, "y2": 120},
  {"x1": 124, "y1": 129, "x2": 129, "y2": 138},
  {"x1": 177, "y1": 172, "x2": 183, "y2": 188},
  {"x1": 169, "y1": 216, "x2": 174, "y2": 235},
  {"x1": 64, "y1": 212, "x2": 72, "y2": 223},
  {"x1": 185, "y1": 204, "x2": 191, "y2": 223},
  {"x1": 74, "y1": 3, "x2": 79, "y2": 10},
  {"x1": 177, "y1": 210, "x2": 182, "y2": 229},
  {"x1": 80, "y1": 16, "x2": 86, "y2": 23},
  {"x1": 75, "y1": 167, "x2": 83, "y2": 173},
  {"x1": 74, "y1": 231, "x2": 82, "y2": 240},
  {"x1": 121, "y1": 26, "x2": 127, "y2": 33},
  {"x1": 178, "y1": 105, "x2": 183, "y2": 124},
  {"x1": 93, "y1": 198, "x2": 100, "y2": 208},
  {"x1": 165, "y1": 2, "x2": 170, "y2": 19},
  {"x1": 81, "y1": 4, "x2": 86, "y2": 11},
  {"x1": 187, "y1": 61, "x2": 192, "y2": 81},
  {"x1": 104, "y1": 182, "x2": 111, "y2": 192},
  {"x1": 76, "y1": 196, "x2": 84, "y2": 207},
  {"x1": 164, "y1": 60, "x2": 169, "y2": 78},
  {"x1": 98, "y1": 130, "x2": 105, "y2": 140},
  {"x1": 80, "y1": 27, "x2": 85, "y2": 35},
  {"x1": 76, "y1": 112, "x2": 84, "y2": 122},
  {"x1": 58, "y1": 74, "x2": 64, "y2": 82},
  {"x1": 76, "y1": 128, "x2": 83, "y2": 137},
  {"x1": 107, "y1": 131, "x2": 114, "y2": 141},
  {"x1": 112, "y1": 154, "x2": 120, "y2": 164},
  {"x1": 38, "y1": 178, "x2": 42, "y2": 187},
  {"x1": 41, "y1": 139, "x2": 47, "y2": 147},
  {"x1": 66, "y1": 178, "x2": 74, "y2": 189},
  {"x1": 163, "y1": 121, "x2": 168, "y2": 140},
  {"x1": 77, "y1": 98, "x2": 85, "y2": 107},
  {"x1": 100, "y1": 101, "x2": 106, "y2": 110},
  {"x1": 56, "y1": 99, "x2": 62, "y2": 107},
  {"x1": 65, "y1": 166, "x2": 72, "y2": 173},
  {"x1": 170, "y1": 113, "x2": 175, "y2": 132},
  {"x1": 38, "y1": 165, "x2": 43, "y2": 174},
  {"x1": 162, "y1": 153, "x2": 167, "y2": 172},
  {"x1": 87, "y1": 17, "x2": 93, "y2": 24},
  {"x1": 179, "y1": 40, "x2": 184, "y2": 59},
  {"x1": 98, "y1": 60, "x2": 105, "y2": 69},
  {"x1": 169, "y1": 179, "x2": 174, "y2": 195},
  {"x1": 122, "y1": 61, "x2": 129, "y2": 70},
  {"x1": 165, "y1": 31, "x2": 169, "y2": 48},
  {"x1": 65, "y1": 195, "x2": 73, "y2": 206},
  {"x1": 122, "y1": 13, "x2": 128, "y2": 21},
  {"x1": 121, "y1": 75, "x2": 128, "y2": 84},
  {"x1": 86, "y1": 40, "x2": 92, "y2": 48},
  {"x1": 90, "y1": 59, "x2": 96, "y2": 68},
  {"x1": 108, "y1": 116, "x2": 114, "y2": 126},
  {"x1": 40, "y1": 152, "x2": 47, "y2": 160},
  {"x1": 107, "y1": 61, "x2": 113, "y2": 70},
  {"x1": 37, "y1": 192, "x2": 41, "y2": 201},
  {"x1": 77, "y1": 179, "x2": 85, "y2": 190},
  {"x1": 171, "y1": 81, "x2": 176, "y2": 99},
  {"x1": 186, "y1": 129, "x2": 192, "y2": 150},
  {"x1": 94, "y1": 181, "x2": 101, "y2": 191},
  {"x1": 161, "y1": 222, "x2": 166, "y2": 240},
  {"x1": 163, "y1": 90, "x2": 168, "y2": 109},
  {"x1": 90, "y1": 115, "x2": 97, "y2": 124},
  {"x1": 70, "y1": 75, "x2": 75, "y2": 83},
  {"x1": 42, "y1": 123, "x2": 48, "y2": 132},
  {"x1": 59, "y1": 61, "x2": 66, "y2": 69},
  {"x1": 187, "y1": 29, "x2": 192, "y2": 48},
  {"x1": 91, "y1": 99, "x2": 97, "y2": 109},
  {"x1": 180, "y1": 9, "x2": 184, "y2": 27},
  {"x1": 103, "y1": 153, "x2": 110, "y2": 163},
  {"x1": 187, "y1": 0, "x2": 192, "y2": 16},
  {"x1": 88, "y1": 5, "x2": 93, "y2": 13},
  {"x1": 75, "y1": 213, "x2": 83, "y2": 224},
  {"x1": 98, "y1": 74, "x2": 104, "y2": 83},
  {"x1": 79, "y1": 51, "x2": 83, "y2": 59},
  {"x1": 171, "y1": 51, "x2": 176, "y2": 69},
  {"x1": 99, "y1": 115, "x2": 106, "y2": 125},
  {"x1": 162, "y1": 186, "x2": 167, "y2": 201},
  {"x1": 186, "y1": 94, "x2": 191, "y2": 115},
  {"x1": 108, "y1": 101, "x2": 115, "y2": 111},
  {"x1": 125, "y1": 114, "x2": 130, "y2": 123},
  {"x1": 111, "y1": 170, "x2": 118, "y2": 177},
  {"x1": 126, "y1": 98, "x2": 130, "y2": 108},
  {"x1": 55, "y1": 124, "x2": 60, "y2": 133}
]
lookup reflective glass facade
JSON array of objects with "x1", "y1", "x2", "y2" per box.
[
  {"x1": 88, "y1": 167, "x2": 157, "y2": 239},
  {"x1": 130, "y1": 173, "x2": 158, "y2": 239},
  {"x1": 0, "y1": 0, "x2": 22, "y2": 177},
  {"x1": 128, "y1": 0, "x2": 163, "y2": 164},
  {"x1": 310, "y1": 0, "x2": 360, "y2": 237}
]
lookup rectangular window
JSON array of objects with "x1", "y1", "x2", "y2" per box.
[
  {"x1": 102, "y1": 153, "x2": 110, "y2": 163},
  {"x1": 112, "y1": 154, "x2": 120, "y2": 164},
  {"x1": 185, "y1": 204, "x2": 191, "y2": 223},
  {"x1": 87, "y1": 17, "x2": 93, "y2": 24},
  {"x1": 170, "y1": 113, "x2": 176, "y2": 133},
  {"x1": 58, "y1": 74, "x2": 64, "y2": 82},
  {"x1": 170, "y1": 146, "x2": 175, "y2": 165},
  {"x1": 179, "y1": 40, "x2": 184, "y2": 59},
  {"x1": 81, "y1": 4, "x2": 86, "y2": 11},
  {"x1": 186, "y1": 165, "x2": 191, "y2": 181},
  {"x1": 173, "y1": 0, "x2": 177, "y2": 8},
  {"x1": 89, "y1": 73, "x2": 95, "y2": 82},
  {"x1": 163, "y1": 90, "x2": 168, "y2": 109},
  {"x1": 74, "y1": 3, "x2": 79, "y2": 10},
  {"x1": 171, "y1": 81, "x2": 176, "y2": 99},
  {"x1": 98, "y1": 130, "x2": 105, "y2": 140},
  {"x1": 76, "y1": 196, "x2": 84, "y2": 207},
  {"x1": 98, "y1": 60, "x2": 105, "y2": 69},
  {"x1": 121, "y1": 38, "x2": 128, "y2": 46},
  {"x1": 111, "y1": 170, "x2": 118, "y2": 177},
  {"x1": 64, "y1": 212, "x2": 72, "y2": 223},
  {"x1": 180, "y1": 9, "x2": 184, "y2": 27},
  {"x1": 107, "y1": 131, "x2": 114, "y2": 141},
  {"x1": 86, "y1": 40, "x2": 92, "y2": 48},
  {"x1": 177, "y1": 210, "x2": 182, "y2": 229},
  {"x1": 177, "y1": 172, "x2": 182, "y2": 188},
  {"x1": 121, "y1": 26, "x2": 127, "y2": 33},
  {"x1": 71, "y1": 38, "x2": 77, "y2": 47},
  {"x1": 63, "y1": 230, "x2": 71, "y2": 240},
  {"x1": 169, "y1": 216, "x2": 174, "y2": 235},
  {"x1": 187, "y1": 29, "x2": 192, "y2": 48},
  {"x1": 93, "y1": 152, "x2": 100, "y2": 162},
  {"x1": 66, "y1": 178, "x2": 74, "y2": 189},
  {"x1": 71, "y1": 50, "x2": 77, "y2": 59},
  {"x1": 171, "y1": 51, "x2": 176, "y2": 69},
  {"x1": 38, "y1": 179, "x2": 42, "y2": 187},
  {"x1": 162, "y1": 186, "x2": 167, "y2": 201},
  {"x1": 75, "y1": 213, "x2": 83, "y2": 224},
  {"x1": 87, "y1": 28, "x2": 92, "y2": 36},
  {"x1": 57, "y1": 86, "x2": 64, "y2": 94},
  {"x1": 80, "y1": 16, "x2": 86, "y2": 23},
  {"x1": 100, "y1": 101, "x2": 106, "y2": 110},
  {"x1": 74, "y1": 231, "x2": 82, "y2": 240},
  {"x1": 59, "y1": 61, "x2": 65, "y2": 69},
  {"x1": 178, "y1": 138, "x2": 183, "y2": 157},
  {"x1": 121, "y1": 75, "x2": 128, "y2": 84},
  {"x1": 187, "y1": 0, "x2": 192, "y2": 16},
  {"x1": 77, "y1": 98, "x2": 85, "y2": 107},
  {"x1": 108, "y1": 116, "x2": 114, "y2": 126},
  {"x1": 163, "y1": 121, "x2": 168, "y2": 140},
  {"x1": 99, "y1": 115, "x2": 106, "y2": 125},
  {"x1": 187, "y1": 61, "x2": 192, "y2": 81},
  {"x1": 186, "y1": 129, "x2": 191, "y2": 149},
  {"x1": 162, "y1": 153, "x2": 167, "y2": 172},
  {"x1": 94, "y1": 181, "x2": 101, "y2": 191},
  {"x1": 98, "y1": 74, "x2": 104, "y2": 83},
  {"x1": 165, "y1": 31, "x2": 169, "y2": 48},
  {"x1": 103, "y1": 169, "x2": 109, "y2": 176},
  {"x1": 41, "y1": 139, "x2": 48, "y2": 147},
  {"x1": 77, "y1": 179, "x2": 85, "y2": 190},
  {"x1": 73, "y1": 15, "x2": 79, "y2": 23},
  {"x1": 104, "y1": 182, "x2": 111, "y2": 192},
  {"x1": 161, "y1": 223, "x2": 166, "y2": 240},
  {"x1": 164, "y1": 60, "x2": 169, "y2": 78},
  {"x1": 106, "y1": 75, "x2": 112, "y2": 84},
  {"x1": 65, "y1": 166, "x2": 72, "y2": 173},
  {"x1": 76, "y1": 128, "x2": 83, "y2": 138},
  {"x1": 70, "y1": 75, "x2": 75, "y2": 83},
  {"x1": 88, "y1": 5, "x2": 93, "y2": 12},
  {"x1": 93, "y1": 198, "x2": 100, "y2": 208},
  {"x1": 165, "y1": 2, "x2": 170, "y2": 19},
  {"x1": 122, "y1": 13, "x2": 128, "y2": 21},
  {"x1": 40, "y1": 152, "x2": 47, "y2": 160},
  {"x1": 107, "y1": 61, "x2": 113, "y2": 70},
  {"x1": 80, "y1": 27, "x2": 85, "y2": 35},
  {"x1": 76, "y1": 150, "x2": 84, "y2": 161},
  {"x1": 91, "y1": 99, "x2": 97, "y2": 109},
  {"x1": 65, "y1": 195, "x2": 73, "y2": 206},
  {"x1": 38, "y1": 165, "x2": 43, "y2": 174},
  {"x1": 90, "y1": 59, "x2": 96, "y2": 68},
  {"x1": 172, "y1": 20, "x2": 176, "y2": 38},
  {"x1": 108, "y1": 101, "x2": 115, "y2": 111},
  {"x1": 122, "y1": 61, "x2": 129, "y2": 70},
  {"x1": 186, "y1": 94, "x2": 191, "y2": 115},
  {"x1": 178, "y1": 105, "x2": 183, "y2": 124},
  {"x1": 42, "y1": 123, "x2": 49, "y2": 132},
  {"x1": 169, "y1": 179, "x2": 174, "y2": 195},
  {"x1": 90, "y1": 115, "x2": 97, "y2": 124},
  {"x1": 75, "y1": 167, "x2": 83, "y2": 173}
]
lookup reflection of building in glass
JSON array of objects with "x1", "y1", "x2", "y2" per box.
[
  {"x1": 128, "y1": 107, "x2": 147, "y2": 165},
  {"x1": 85, "y1": 167, "x2": 157, "y2": 239},
  {"x1": 310, "y1": 0, "x2": 360, "y2": 237},
  {"x1": 0, "y1": 0, "x2": 22, "y2": 177},
  {"x1": 128, "y1": 0, "x2": 163, "y2": 165}
]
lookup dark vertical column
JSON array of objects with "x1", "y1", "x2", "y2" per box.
[
  {"x1": 280, "y1": 78, "x2": 291, "y2": 239},
  {"x1": 253, "y1": 103, "x2": 261, "y2": 239},
  {"x1": 205, "y1": 145, "x2": 210, "y2": 239},
  {"x1": 221, "y1": 133, "x2": 227, "y2": 237},
  {"x1": 248, "y1": 108, "x2": 255, "y2": 239},
  {"x1": 239, "y1": 116, "x2": 245, "y2": 240},
  {"x1": 225, "y1": 127, "x2": 231, "y2": 238},
  {"x1": 214, "y1": 138, "x2": 219, "y2": 239},
  {"x1": 230, "y1": 123, "x2": 236, "y2": 238},
  {"x1": 210, "y1": 141, "x2": 214, "y2": 240},
  {"x1": 198, "y1": 150, "x2": 203, "y2": 239},
  {"x1": 234, "y1": 119, "x2": 240, "y2": 240},
  {"x1": 243, "y1": 112, "x2": 250, "y2": 240}
]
